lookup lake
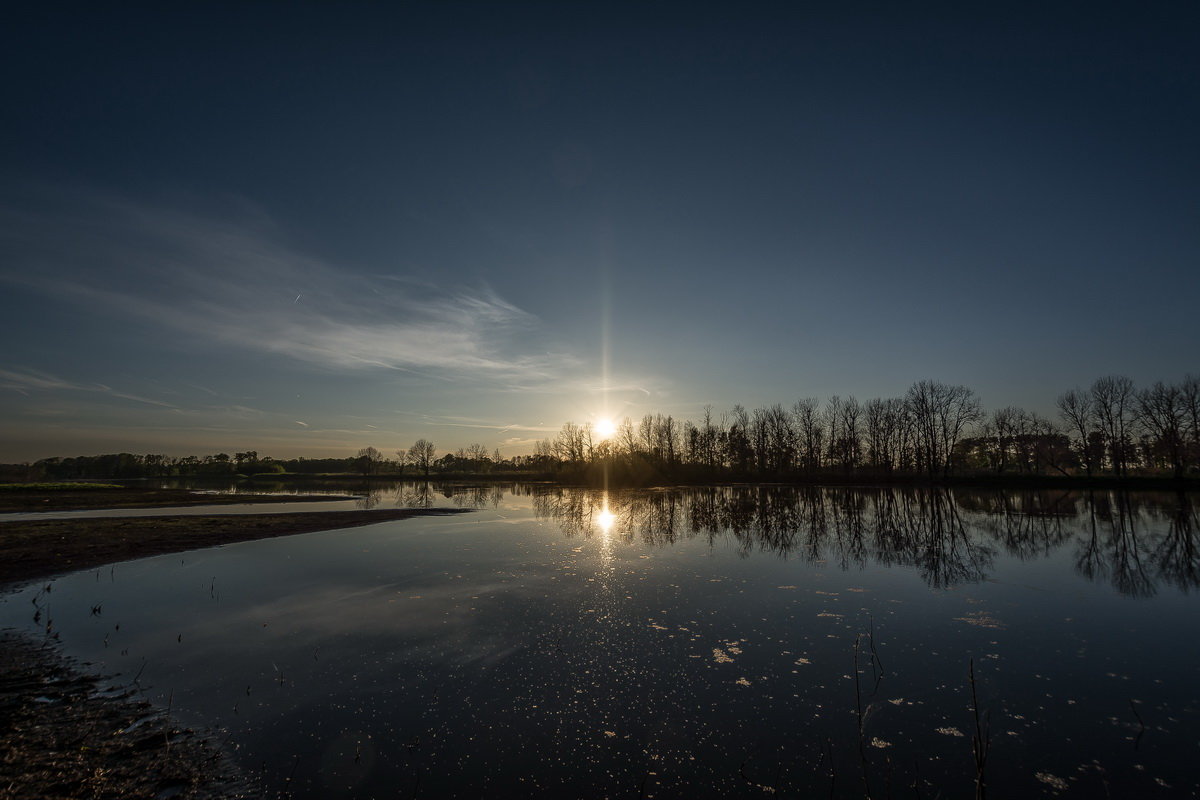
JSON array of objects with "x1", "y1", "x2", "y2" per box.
[{"x1": 2, "y1": 483, "x2": 1197, "y2": 798}]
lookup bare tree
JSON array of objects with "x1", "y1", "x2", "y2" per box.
[
  {"x1": 864, "y1": 397, "x2": 906, "y2": 474},
  {"x1": 1137, "y1": 381, "x2": 1187, "y2": 479},
  {"x1": 824, "y1": 396, "x2": 862, "y2": 474},
  {"x1": 617, "y1": 417, "x2": 638, "y2": 460},
  {"x1": 792, "y1": 398, "x2": 824, "y2": 474},
  {"x1": 554, "y1": 422, "x2": 591, "y2": 463},
  {"x1": 355, "y1": 446, "x2": 383, "y2": 476},
  {"x1": 699, "y1": 405, "x2": 720, "y2": 469},
  {"x1": 906, "y1": 380, "x2": 983, "y2": 477},
  {"x1": 982, "y1": 407, "x2": 1019, "y2": 474},
  {"x1": 1057, "y1": 388, "x2": 1096, "y2": 477},
  {"x1": 726, "y1": 405, "x2": 752, "y2": 473},
  {"x1": 407, "y1": 438, "x2": 436, "y2": 477},
  {"x1": 465, "y1": 442, "x2": 489, "y2": 468},
  {"x1": 1091, "y1": 376, "x2": 1136, "y2": 477},
  {"x1": 1182, "y1": 375, "x2": 1200, "y2": 473}
]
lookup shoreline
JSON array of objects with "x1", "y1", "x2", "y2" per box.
[
  {"x1": 0, "y1": 487, "x2": 361, "y2": 514},
  {"x1": 149, "y1": 471, "x2": 1200, "y2": 491},
  {"x1": 0, "y1": 505, "x2": 473, "y2": 800},
  {"x1": 0, "y1": 630, "x2": 258, "y2": 800},
  {"x1": 0, "y1": 507, "x2": 471, "y2": 589}
]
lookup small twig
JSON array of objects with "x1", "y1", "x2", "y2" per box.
[
  {"x1": 164, "y1": 689, "x2": 174, "y2": 753},
  {"x1": 129, "y1": 657, "x2": 147, "y2": 687},
  {"x1": 969, "y1": 659, "x2": 990, "y2": 800},
  {"x1": 1129, "y1": 699, "x2": 1146, "y2": 750},
  {"x1": 819, "y1": 736, "x2": 837, "y2": 800},
  {"x1": 283, "y1": 753, "x2": 301, "y2": 799},
  {"x1": 854, "y1": 636, "x2": 873, "y2": 800},
  {"x1": 868, "y1": 613, "x2": 885, "y2": 676}
]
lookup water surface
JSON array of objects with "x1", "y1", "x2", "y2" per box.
[{"x1": 3, "y1": 484, "x2": 1197, "y2": 798}]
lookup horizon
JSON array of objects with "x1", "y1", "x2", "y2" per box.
[{"x1": 5, "y1": 372, "x2": 1196, "y2": 465}]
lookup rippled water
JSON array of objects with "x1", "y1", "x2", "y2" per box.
[{"x1": 3, "y1": 484, "x2": 1198, "y2": 798}]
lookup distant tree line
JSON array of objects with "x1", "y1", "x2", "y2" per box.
[
  {"x1": 533, "y1": 376, "x2": 1200, "y2": 484},
  {"x1": 8, "y1": 375, "x2": 1197, "y2": 484},
  {"x1": 14, "y1": 439, "x2": 548, "y2": 481}
]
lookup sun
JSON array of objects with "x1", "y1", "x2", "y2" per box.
[{"x1": 594, "y1": 417, "x2": 617, "y2": 440}]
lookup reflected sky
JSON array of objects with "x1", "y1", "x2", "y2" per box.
[{"x1": 2, "y1": 484, "x2": 1197, "y2": 797}]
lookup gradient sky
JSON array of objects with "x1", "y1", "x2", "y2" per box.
[{"x1": 2, "y1": 2, "x2": 1197, "y2": 461}]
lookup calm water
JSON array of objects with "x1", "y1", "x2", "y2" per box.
[{"x1": 3, "y1": 484, "x2": 1198, "y2": 798}]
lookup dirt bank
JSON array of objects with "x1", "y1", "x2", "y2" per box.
[
  {"x1": 0, "y1": 487, "x2": 359, "y2": 513},
  {"x1": 0, "y1": 631, "x2": 261, "y2": 800},
  {"x1": 0, "y1": 508, "x2": 470, "y2": 587},
  {"x1": 0, "y1": 506, "x2": 472, "y2": 799}
]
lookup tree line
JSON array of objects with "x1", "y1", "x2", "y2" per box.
[
  {"x1": 7, "y1": 375, "x2": 1197, "y2": 484},
  {"x1": 13, "y1": 440, "x2": 544, "y2": 481},
  {"x1": 533, "y1": 376, "x2": 1200, "y2": 483}
]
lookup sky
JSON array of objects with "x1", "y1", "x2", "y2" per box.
[{"x1": 1, "y1": 2, "x2": 1197, "y2": 462}]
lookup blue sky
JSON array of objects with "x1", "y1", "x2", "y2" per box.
[{"x1": 1, "y1": 2, "x2": 1197, "y2": 461}]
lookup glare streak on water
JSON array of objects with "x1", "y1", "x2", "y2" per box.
[{"x1": 2, "y1": 483, "x2": 1198, "y2": 798}]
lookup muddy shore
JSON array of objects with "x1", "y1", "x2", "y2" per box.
[
  {"x1": 0, "y1": 502, "x2": 472, "y2": 799},
  {"x1": 0, "y1": 487, "x2": 359, "y2": 514},
  {"x1": 0, "y1": 507, "x2": 470, "y2": 587},
  {"x1": 0, "y1": 631, "x2": 259, "y2": 800}
]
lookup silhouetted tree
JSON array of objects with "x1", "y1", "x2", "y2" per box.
[
  {"x1": 408, "y1": 438, "x2": 435, "y2": 476},
  {"x1": 1091, "y1": 376, "x2": 1136, "y2": 477},
  {"x1": 1057, "y1": 388, "x2": 1097, "y2": 476},
  {"x1": 906, "y1": 380, "x2": 983, "y2": 478},
  {"x1": 1180, "y1": 375, "x2": 1200, "y2": 472},
  {"x1": 355, "y1": 446, "x2": 383, "y2": 476},
  {"x1": 792, "y1": 397, "x2": 824, "y2": 473},
  {"x1": 1137, "y1": 382, "x2": 1187, "y2": 479}
]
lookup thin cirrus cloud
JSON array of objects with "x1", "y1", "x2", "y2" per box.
[
  {"x1": 396, "y1": 412, "x2": 561, "y2": 434},
  {"x1": 1, "y1": 191, "x2": 578, "y2": 383},
  {"x1": 0, "y1": 368, "x2": 179, "y2": 409}
]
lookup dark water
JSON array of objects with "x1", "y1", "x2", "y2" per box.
[{"x1": 3, "y1": 484, "x2": 1198, "y2": 798}]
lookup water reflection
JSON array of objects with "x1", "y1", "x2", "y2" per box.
[
  {"x1": 61, "y1": 478, "x2": 1200, "y2": 596},
  {"x1": 5, "y1": 482, "x2": 1199, "y2": 798},
  {"x1": 530, "y1": 485, "x2": 1200, "y2": 595}
]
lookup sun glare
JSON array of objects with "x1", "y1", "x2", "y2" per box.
[
  {"x1": 595, "y1": 418, "x2": 617, "y2": 439},
  {"x1": 596, "y1": 508, "x2": 616, "y2": 533}
]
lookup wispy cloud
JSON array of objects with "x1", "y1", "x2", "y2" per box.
[
  {"x1": 0, "y1": 368, "x2": 178, "y2": 409},
  {"x1": 0, "y1": 191, "x2": 578, "y2": 383},
  {"x1": 393, "y1": 411, "x2": 560, "y2": 433}
]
